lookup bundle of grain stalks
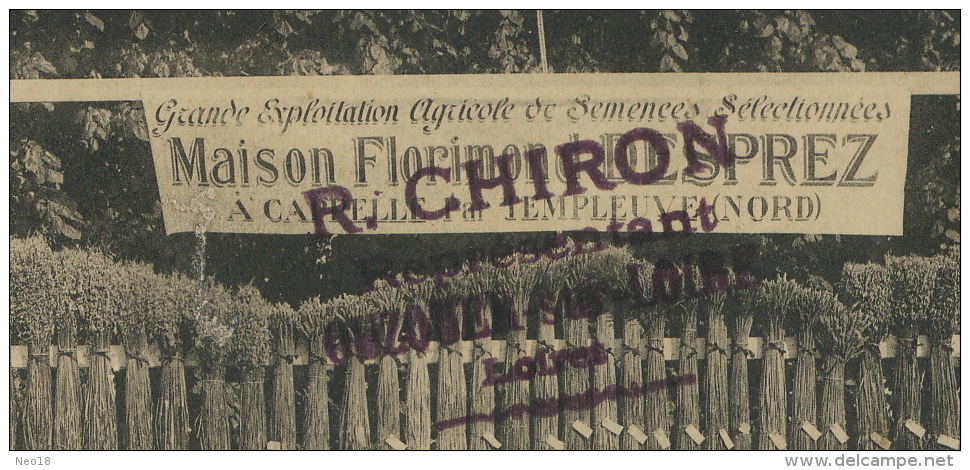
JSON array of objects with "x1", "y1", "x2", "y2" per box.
[
  {"x1": 560, "y1": 248, "x2": 597, "y2": 449},
  {"x1": 228, "y1": 285, "x2": 273, "y2": 450},
  {"x1": 11, "y1": 369, "x2": 24, "y2": 449},
  {"x1": 73, "y1": 248, "x2": 123, "y2": 450},
  {"x1": 192, "y1": 282, "x2": 235, "y2": 450},
  {"x1": 402, "y1": 277, "x2": 435, "y2": 450},
  {"x1": 369, "y1": 280, "x2": 406, "y2": 449},
  {"x1": 618, "y1": 264, "x2": 647, "y2": 451},
  {"x1": 583, "y1": 247, "x2": 636, "y2": 450},
  {"x1": 464, "y1": 264, "x2": 498, "y2": 449},
  {"x1": 926, "y1": 255, "x2": 959, "y2": 449},
  {"x1": 631, "y1": 260, "x2": 672, "y2": 450},
  {"x1": 755, "y1": 277, "x2": 799, "y2": 450},
  {"x1": 493, "y1": 256, "x2": 542, "y2": 449},
  {"x1": 151, "y1": 271, "x2": 195, "y2": 450},
  {"x1": 434, "y1": 266, "x2": 473, "y2": 450},
  {"x1": 886, "y1": 255, "x2": 936, "y2": 450},
  {"x1": 120, "y1": 262, "x2": 157, "y2": 450},
  {"x1": 10, "y1": 237, "x2": 57, "y2": 450},
  {"x1": 534, "y1": 256, "x2": 566, "y2": 449},
  {"x1": 693, "y1": 251, "x2": 736, "y2": 452},
  {"x1": 332, "y1": 295, "x2": 372, "y2": 450},
  {"x1": 297, "y1": 297, "x2": 334, "y2": 450},
  {"x1": 813, "y1": 290, "x2": 862, "y2": 450},
  {"x1": 725, "y1": 271, "x2": 757, "y2": 450},
  {"x1": 51, "y1": 251, "x2": 83, "y2": 450},
  {"x1": 840, "y1": 262, "x2": 892, "y2": 450},
  {"x1": 269, "y1": 302, "x2": 299, "y2": 450},
  {"x1": 788, "y1": 283, "x2": 823, "y2": 450},
  {"x1": 701, "y1": 286, "x2": 730, "y2": 451},
  {"x1": 673, "y1": 264, "x2": 702, "y2": 450}
]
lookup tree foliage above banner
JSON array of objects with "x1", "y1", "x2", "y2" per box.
[{"x1": 8, "y1": 10, "x2": 961, "y2": 304}]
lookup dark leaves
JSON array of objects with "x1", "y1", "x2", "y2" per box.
[{"x1": 10, "y1": 139, "x2": 84, "y2": 240}]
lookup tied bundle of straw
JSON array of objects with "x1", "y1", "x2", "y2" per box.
[
  {"x1": 465, "y1": 264, "x2": 497, "y2": 450},
  {"x1": 11, "y1": 237, "x2": 56, "y2": 450},
  {"x1": 617, "y1": 258, "x2": 651, "y2": 450},
  {"x1": 840, "y1": 262, "x2": 892, "y2": 451},
  {"x1": 434, "y1": 268, "x2": 471, "y2": 450},
  {"x1": 702, "y1": 291, "x2": 729, "y2": 450},
  {"x1": 788, "y1": 283, "x2": 823, "y2": 450},
  {"x1": 75, "y1": 249, "x2": 122, "y2": 450},
  {"x1": 886, "y1": 255, "x2": 936, "y2": 450},
  {"x1": 193, "y1": 282, "x2": 235, "y2": 450},
  {"x1": 726, "y1": 271, "x2": 758, "y2": 450},
  {"x1": 585, "y1": 247, "x2": 636, "y2": 450},
  {"x1": 51, "y1": 253, "x2": 82, "y2": 450},
  {"x1": 674, "y1": 264, "x2": 702, "y2": 450},
  {"x1": 926, "y1": 256, "x2": 959, "y2": 449},
  {"x1": 87, "y1": 327, "x2": 119, "y2": 450},
  {"x1": 121, "y1": 325, "x2": 154, "y2": 450},
  {"x1": 561, "y1": 249, "x2": 596, "y2": 450},
  {"x1": 619, "y1": 313, "x2": 645, "y2": 450},
  {"x1": 631, "y1": 261, "x2": 672, "y2": 450},
  {"x1": 333, "y1": 296, "x2": 372, "y2": 450},
  {"x1": 152, "y1": 271, "x2": 194, "y2": 450},
  {"x1": 813, "y1": 290, "x2": 862, "y2": 450},
  {"x1": 493, "y1": 257, "x2": 541, "y2": 450},
  {"x1": 369, "y1": 281, "x2": 406, "y2": 449},
  {"x1": 297, "y1": 297, "x2": 334, "y2": 450},
  {"x1": 756, "y1": 277, "x2": 798, "y2": 450},
  {"x1": 11, "y1": 369, "x2": 25, "y2": 449},
  {"x1": 534, "y1": 256, "x2": 565, "y2": 449},
  {"x1": 269, "y1": 303, "x2": 299, "y2": 450},
  {"x1": 591, "y1": 302, "x2": 619, "y2": 451},
  {"x1": 228, "y1": 285, "x2": 273, "y2": 450},
  {"x1": 403, "y1": 278, "x2": 435, "y2": 450},
  {"x1": 121, "y1": 263, "x2": 156, "y2": 450}
]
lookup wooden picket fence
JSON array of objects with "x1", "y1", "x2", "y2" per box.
[{"x1": 8, "y1": 327, "x2": 960, "y2": 450}]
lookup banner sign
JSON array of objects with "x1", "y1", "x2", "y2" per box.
[{"x1": 141, "y1": 74, "x2": 911, "y2": 236}]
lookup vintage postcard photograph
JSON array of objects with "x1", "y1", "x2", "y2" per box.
[{"x1": 5, "y1": 8, "x2": 962, "y2": 462}]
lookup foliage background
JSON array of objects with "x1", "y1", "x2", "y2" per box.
[{"x1": 9, "y1": 10, "x2": 961, "y2": 304}]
